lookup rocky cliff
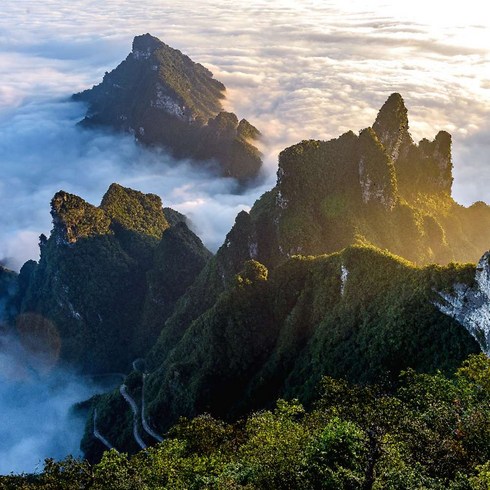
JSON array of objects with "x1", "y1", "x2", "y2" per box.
[
  {"x1": 15, "y1": 184, "x2": 210, "y2": 373},
  {"x1": 74, "y1": 34, "x2": 262, "y2": 183},
  {"x1": 435, "y1": 251, "x2": 490, "y2": 355}
]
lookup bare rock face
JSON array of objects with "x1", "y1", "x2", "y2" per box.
[
  {"x1": 73, "y1": 34, "x2": 262, "y2": 183},
  {"x1": 358, "y1": 128, "x2": 398, "y2": 209},
  {"x1": 373, "y1": 92, "x2": 413, "y2": 163},
  {"x1": 435, "y1": 252, "x2": 490, "y2": 355}
]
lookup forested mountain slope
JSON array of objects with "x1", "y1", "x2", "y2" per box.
[{"x1": 74, "y1": 34, "x2": 263, "y2": 182}]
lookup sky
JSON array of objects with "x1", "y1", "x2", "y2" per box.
[{"x1": 0, "y1": 0, "x2": 489, "y2": 475}]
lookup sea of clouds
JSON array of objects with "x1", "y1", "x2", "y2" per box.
[{"x1": 0, "y1": 0, "x2": 489, "y2": 474}]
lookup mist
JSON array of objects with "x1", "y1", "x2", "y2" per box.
[{"x1": 0, "y1": 333, "x2": 112, "y2": 475}]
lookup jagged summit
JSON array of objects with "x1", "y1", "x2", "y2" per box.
[
  {"x1": 206, "y1": 93, "x2": 490, "y2": 271},
  {"x1": 73, "y1": 34, "x2": 262, "y2": 183},
  {"x1": 371, "y1": 93, "x2": 453, "y2": 197},
  {"x1": 50, "y1": 184, "x2": 168, "y2": 245},
  {"x1": 14, "y1": 183, "x2": 211, "y2": 373},
  {"x1": 100, "y1": 183, "x2": 169, "y2": 238},
  {"x1": 373, "y1": 92, "x2": 413, "y2": 162},
  {"x1": 51, "y1": 191, "x2": 111, "y2": 245},
  {"x1": 132, "y1": 33, "x2": 163, "y2": 59},
  {"x1": 349, "y1": 93, "x2": 453, "y2": 197}
]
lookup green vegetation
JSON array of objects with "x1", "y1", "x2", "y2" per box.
[
  {"x1": 136, "y1": 222, "x2": 212, "y2": 354},
  {"x1": 101, "y1": 183, "x2": 169, "y2": 239},
  {"x1": 149, "y1": 36, "x2": 225, "y2": 123},
  {"x1": 87, "y1": 245, "x2": 479, "y2": 456},
  {"x1": 3, "y1": 355, "x2": 490, "y2": 489},
  {"x1": 14, "y1": 184, "x2": 210, "y2": 373},
  {"x1": 51, "y1": 192, "x2": 111, "y2": 244},
  {"x1": 73, "y1": 34, "x2": 262, "y2": 182}
]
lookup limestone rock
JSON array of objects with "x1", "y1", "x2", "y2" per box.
[{"x1": 435, "y1": 252, "x2": 490, "y2": 354}]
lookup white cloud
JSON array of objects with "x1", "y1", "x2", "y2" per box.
[
  {"x1": 0, "y1": 97, "x2": 271, "y2": 269},
  {"x1": 0, "y1": 334, "x2": 109, "y2": 475}
]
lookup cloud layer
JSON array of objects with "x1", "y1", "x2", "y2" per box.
[
  {"x1": 1, "y1": 0, "x2": 490, "y2": 269},
  {"x1": 0, "y1": 334, "x2": 112, "y2": 475}
]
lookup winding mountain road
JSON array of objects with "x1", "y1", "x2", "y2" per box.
[
  {"x1": 93, "y1": 363, "x2": 163, "y2": 450},
  {"x1": 120, "y1": 384, "x2": 147, "y2": 450},
  {"x1": 93, "y1": 408, "x2": 115, "y2": 450}
]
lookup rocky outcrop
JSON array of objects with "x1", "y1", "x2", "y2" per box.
[
  {"x1": 100, "y1": 183, "x2": 169, "y2": 239},
  {"x1": 73, "y1": 34, "x2": 262, "y2": 183},
  {"x1": 50, "y1": 185, "x2": 169, "y2": 248},
  {"x1": 417, "y1": 130, "x2": 453, "y2": 195},
  {"x1": 435, "y1": 252, "x2": 490, "y2": 355},
  {"x1": 372, "y1": 93, "x2": 454, "y2": 198},
  {"x1": 373, "y1": 92, "x2": 413, "y2": 163},
  {"x1": 51, "y1": 192, "x2": 111, "y2": 245},
  {"x1": 15, "y1": 184, "x2": 210, "y2": 373},
  {"x1": 358, "y1": 128, "x2": 398, "y2": 209}
]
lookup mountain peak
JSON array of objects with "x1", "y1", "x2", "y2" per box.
[
  {"x1": 73, "y1": 34, "x2": 262, "y2": 183},
  {"x1": 100, "y1": 183, "x2": 169, "y2": 239},
  {"x1": 132, "y1": 33, "x2": 164, "y2": 60},
  {"x1": 373, "y1": 92, "x2": 413, "y2": 162},
  {"x1": 50, "y1": 184, "x2": 170, "y2": 246},
  {"x1": 50, "y1": 191, "x2": 111, "y2": 245},
  {"x1": 374, "y1": 93, "x2": 407, "y2": 125},
  {"x1": 215, "y1": 93, "x2": 489, "y2": 269}
]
